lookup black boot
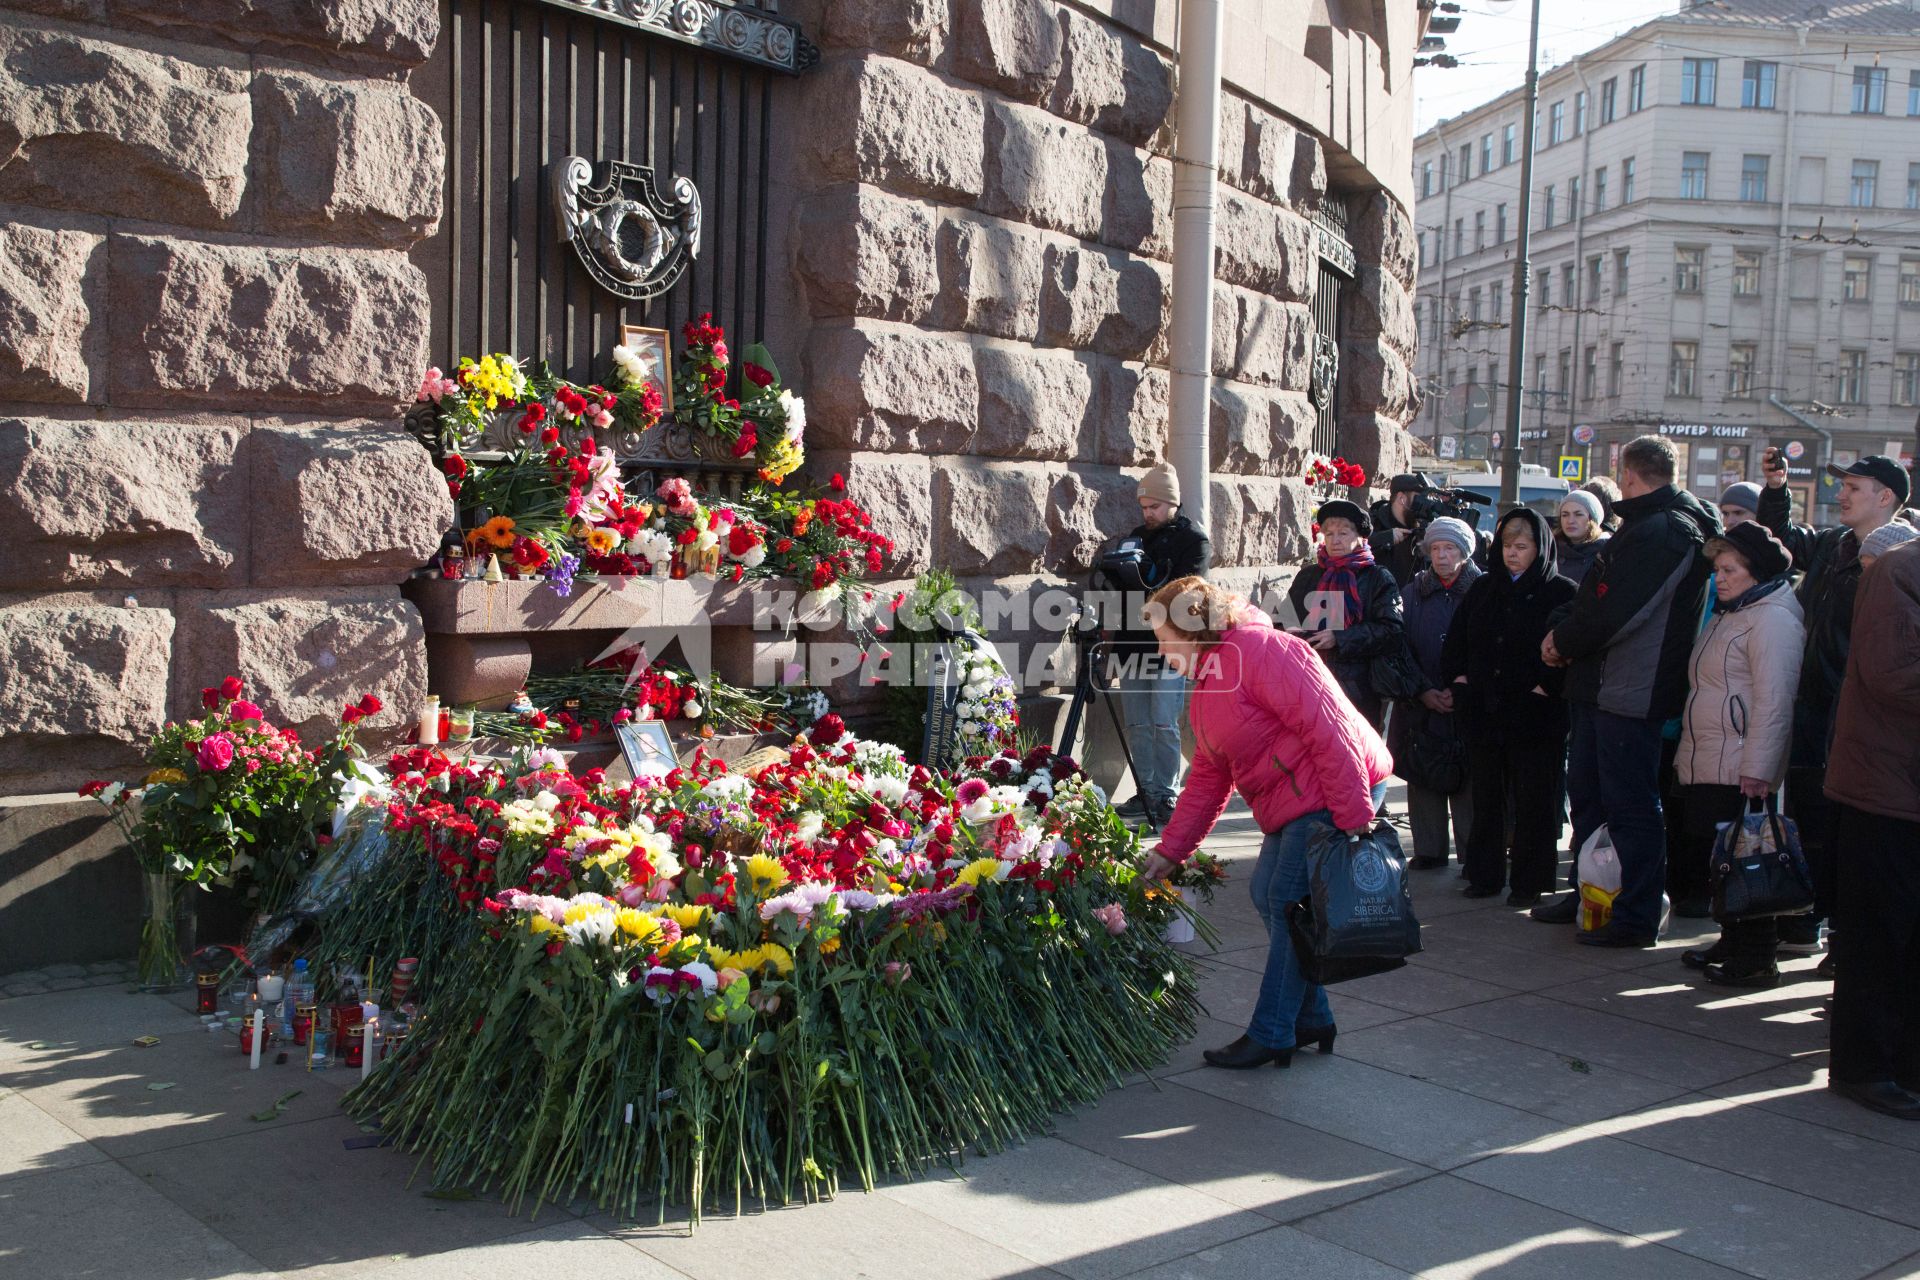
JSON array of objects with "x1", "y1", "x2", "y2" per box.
[
  {"x1": 1202, "y1": 1035, "x2": 1295, "y2": 1069},
  {"x1": 1530, "y1": 893, "x2": 1578, "y2": 924},
  {"x1": 1702, "y1": 960, "x2": 1779, "y2": 989},
  {"x1": 1294, "y1": 1024, "x2": 1337, "y2": 1055}
]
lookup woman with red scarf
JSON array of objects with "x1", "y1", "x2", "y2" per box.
[{"x1": 1286, "y1": 500, "x2": 1406, "y2": 728}]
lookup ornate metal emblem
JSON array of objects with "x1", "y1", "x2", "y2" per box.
[
  {"x1": 552, "y1": 157, "x2": 701, "y2": 303},
  {"x1": 531, "y1": 0, "x2": 819, "y2": 74},
  {"x1": 1310, "y1": 332, "x2": 1340, "y2": 410}
]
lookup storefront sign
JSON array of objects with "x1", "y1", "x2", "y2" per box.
[
  {"x1": 1662, "y1": 423, "x2": 1751, "y2": 439},
  {"x1": 534, "y1": 0, "x2": 818, "y2": 74}
]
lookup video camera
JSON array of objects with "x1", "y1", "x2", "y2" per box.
[
  {"x1": 1404, "y1": 475, "x2": 1492, "y2": 532},
  {"x1": 1092, "y1": 538, "x2": 1164, "y2": 593}
]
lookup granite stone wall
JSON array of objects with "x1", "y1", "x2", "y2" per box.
[{"x1": 0, "y1": 2, "x2": 454, "y2": 796}]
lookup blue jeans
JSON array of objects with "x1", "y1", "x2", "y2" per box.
[
  {"x1": 1119, "y1": 673, "x2": 1187, "y2": 809},
  {"x1": 1248, "y1": 781, "x2": 1390, "y2": 1050},
  {"x1": 1566, "y1": 703, "x2": 1667, "y2": 936}
]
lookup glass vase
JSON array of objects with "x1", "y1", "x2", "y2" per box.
[{"x1": 137, "y1": 870, "x2": 195, "y2": 991}]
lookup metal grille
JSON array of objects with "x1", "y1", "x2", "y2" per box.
[
  {"x1": 412, "y1": 0, "x2": 780, "y2": 388},
  {"x1": 1310, "y1": 216, "x2": 1353, "y2": 459}
]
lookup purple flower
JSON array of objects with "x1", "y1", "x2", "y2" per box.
[{"x1": 545, "y1": 553, "x2": 581, "y2": 598}]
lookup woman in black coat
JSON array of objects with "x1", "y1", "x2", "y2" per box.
[
  {"x1": 1440, "y1": 507, "x2": 1579, "y2": 905},
  {"x1": 1287, "y1": 499, "x2": 1405, "y2": 729}
]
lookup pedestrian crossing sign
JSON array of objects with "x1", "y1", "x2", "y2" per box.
[{"x1": 1558, "y1": 455, "x2": 1584, "y2": 481}]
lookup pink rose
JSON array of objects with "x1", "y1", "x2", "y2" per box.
[
  {"x1": 227, "y1": 700, "x2": 264, "y2": 724},
  {"x1": 194, "y1": 734, "x2": 235, "y2": 773},
  {"x1": 1090, "y1": 903, "x2": 1128, "y2": 936}
]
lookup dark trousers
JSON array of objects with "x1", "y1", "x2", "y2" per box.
[
  {"x1": 1465, "y1": 736, "x2": 1567, "y2": 896},
  {"x1": 1568, "y1": 704, "x2": 1668, "y2": 936},
  {"x1": 1786, "y1": 765, "x2": 1840, "y2": 925},
  {"x1": 1686, "y1": 784, "x2": 1781, "y2": 964},
  {"x1": 1831, "y1": 805, "x2": 1920, "y2": 1088},
  {"x1": 1663, "y1": 740, "x2": 1708, "y2": 904}
]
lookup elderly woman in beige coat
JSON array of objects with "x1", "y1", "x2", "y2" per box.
[{"x1": 1676, "y1": 521, "x2": 1805, "y2": 988}]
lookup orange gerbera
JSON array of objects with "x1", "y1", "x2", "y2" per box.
[
  {"x1": 585, "y1": 527, "x2": 617, "y2": 555},
  {"x1": 478, "y1": 515, "x2": 517, "y2": 548}
]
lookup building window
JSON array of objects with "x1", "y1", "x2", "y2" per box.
[
  {"x1": 1601, "y1": 77, "x2": 1618, "y2": 123},
  {"x1": 1741, "y1": 154, "x2": 1769, "y2": 202},
  {"x1": 1539, "y1": 269, "x2": 1551, "y2": 309},
  {"x1": 1439, "y1": 152, "x2": 1450, "y2": 190},
  {"x1": 1733, "y1": 248, "x2": 1763, "y2": 296},
  {"x1": 1574, "y1": 90, "x2": 1588, "y2": 136},
  {"x1": 1742, "y1": 61, "x2": 1777, "y2": 109},
  {"x1": 1569, "y1": 176, "x2": 1582, "y2": 220},
  {"x1": 1557, "y1": 349, "x2": 1573, "y2": 396},
  {"x1": 1429, "y1": 298, "x2": 1441, "y2": 340},
  {"x1": 1670, "y1": 341, "x2": 1699, "y2": 396},
  {"x1": 1491, "y1": 281, "x2": 1504, "y2": 319},
  {"x1": 1593, "y1": 166, "x2": 1608, "y2": 211},
  {"x1": 1675, "y1": 246, "x2": 1704, "y2": 293},
  {"x1": 1629, "y1": 64, "x2": 1646, "y2": 112},
  {"x1": 1474, "y1": 210, "x2": 1485, "y2": 251},
  {"x1": 1910, "y1": 70, "x2": 1920, "y2": 116},
  {"x1": 1729, "y1": 343, "x2": 1757, "y2": 398},
  {"x1": 1609, "y1": 341, "x2": 1625, "y2": 396},
  {"x1": 1544, "y1": 184, "x2": 1556, "y2": 228},
  {"x1": 1417, "y1": 231, "x2": 1427, "y2": 268},
  {"x1": 1588, "y1": 255, "x2": 1602, "y2": 304},
  {"x1": 1421, "y1": 161, "x2": 1434, "y2": 197},
  {"x1": 1469, "y1": 286, "x2": 1483, "y2": 321},
  {"x1": 1562, "y1": 262, "x2": 1575, "y2": 304},
  {"x1": 1681, "y1": 152, "x2": 1709, "y2": 200},
  {"x1": 1534, "y1": 354, "x2": 1548, "y2": 398},
  {"x1": 1503, "y1": 123, "x2": 1517, "y2": 164},
  {"x1": 1549, "y1": 101, "x2": 1565, "y2": 144},
  {"x1": 1615, "y1": 247, "x2": 1631, "y2": 292},
  {"x1": 1896, "y1": 353, "x2": 1920, "y2": 407},
  {"x1": 1853, "y1": 66, "x2": 1887, "y2": 114},
  {"x1": 1454, "y1": 218, "x2": 1464, "y2": 258},
  {"x1": 1482, "y1": 133, "x2": 1494, "y2": 173},
  {"x1": 1460, "y1": 143, "x2": 1473, "y2": 182},
  {"x1": 1908, "y1": 162, "x2": 1920, "y2": 210},
  {"x1": 1623, "y1": 156, "x2": 1636, "y2": 203},
  {"x1": 1682, "y1": 58, "x2": 1718, "y2": 105},
  {"x1": 1496, "y1": 202, "x2": 1508, "y2": 244},
  {"x1": 1582, "y1": 345, "x2": 1598, "y2": 401},
  {"x1": 1844, "y1": 255, "x2": 1872, "y2": 301},
  {"x1": 1852, "y1": 159, "x2": 1879, "y2": 207},
  {"x1": 1838, "y1": 349, "x2": 1866, "y2": 403},
  {"x1": 1901, "y1": 259, "x2": 1920, "y2": 305}
]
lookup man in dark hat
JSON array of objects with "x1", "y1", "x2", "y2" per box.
[
  {"x1": 1756, "y1": 450, "x2": 1914, "y2": 959},
  {"x1": 1369, "y1": 473, "x2": 1434, "y2": 586}
]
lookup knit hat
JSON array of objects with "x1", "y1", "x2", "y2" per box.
[
  {"x1": 1138, "y1": 462, "x2": 1180, "y2": 506},
  {"x1": 1558, "y1": 490, "x2": 1604, "y2": 525},
  {"x1": 1314, "y1": 499, "x2": 1372, "y2": 537},
  {"x1": 1861, "y1": 522, "x2": 1920, "y2": 560},
  {"x1": 1422, "y1": 516, "x2": 1476, "y2": 559},
  {"x1": 1719, "y1": 481, "x2": 1763, "y2": 514},
  {"x1": 1705, "y1": 522, "x2": 1792, "y2": 582}
]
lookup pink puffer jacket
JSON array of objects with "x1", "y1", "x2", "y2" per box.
[{"x1": 1157, "y1": 610, "x2": 1393, "y2": 863}]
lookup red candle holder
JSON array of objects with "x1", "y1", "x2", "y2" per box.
[
  {"x1": 343, "y1": 1024, "x2": 366, "y2": 1069},
  {"x1": 196, "y1": 973, "x2": 220, "y2": 1015},
  {"x1": 239, "y1": 1019, "x2": 272, "y2": 1057},
  {"x1": 330, "y1": 1002, "x2": 364, "y2": 1043},
  {"x1": 292, "y1": 1004, "x2": 316, "y2": 1046}
]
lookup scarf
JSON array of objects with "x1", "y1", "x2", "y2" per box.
[
  {"x1": 1717, "y1": 574, "x2": 1789, "y2": 615},
  {"x1": 1316, "y1": 543, "x2": 1375, "y2": 630}
]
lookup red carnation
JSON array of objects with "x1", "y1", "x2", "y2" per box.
[
  {"x1": 807, "y1": 713, "x2": 847, "y2": 747},
  {"x1": 829, "y1": 472, "x2": 846, "y2": 492},
  {"x1": 201, "y1": 687, "x2": 220, "y2": 710},
  {"x1": 730, "y1": 423, "x2": 758, "y2": 459},
  {"x1": 443, "y1": 454, "x2": 468, "y2": 478}
]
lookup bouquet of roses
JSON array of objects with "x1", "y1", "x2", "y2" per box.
[{"x1": 1303, "y1": 452, "x2": 1369, "y2": 489}]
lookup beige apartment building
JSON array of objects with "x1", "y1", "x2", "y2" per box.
[{"x1": 1413, "y1": 0, "x2": 1920, "y2": 517}]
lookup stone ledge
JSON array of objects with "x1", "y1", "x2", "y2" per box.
[{"x1": 403, "y1": 575, "x2": 793, "y2": 636}]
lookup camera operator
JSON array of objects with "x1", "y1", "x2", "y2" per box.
[
  {"x1": 1369, "y1": 474, "x2": 1432, "y2": 586},
  {"x1": 1103, "y1": 462, "x2": 1212, "y2": 826}
]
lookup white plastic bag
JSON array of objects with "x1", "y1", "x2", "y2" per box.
[{"x1": 1576, "y1": 825, "x2": 1621, "y2": 932}]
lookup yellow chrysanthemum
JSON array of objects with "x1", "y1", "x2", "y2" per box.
[
  {"x1": 759, "y1": 943, "x2": 795, "y2": 976},
  {"x1": 614, "y1": 908, "x2": 661, "y2": 944},
  {"x1": 743, "y1": 854, "x2": 790, "y2": 893},
  {"x1": 819, "y1": 936, "x2": 841, "y2": 956},
  {"x1": 954, "y1": 858, "x2": 1004, "y2": 888},
  {"x1": 563, "y1": 901, "x2": 611, "y2": 926},
  {"x1": 145, "y1": 767, "x2": 188, "y2": 785},
  {"x1": 527, "y1": 915, "x2": 560, "y2": 936},
  {"x1": 664, "y1": 903, "x2": 709, "y2": 930}
]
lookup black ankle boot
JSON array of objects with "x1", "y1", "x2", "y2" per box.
[
  {"x1": 1203, "y1": 1035, "x2": 1295, "y2": 1069},
  {"x1": 1294, "y1": 1023, "x2": 1337, "y2": 1055}
]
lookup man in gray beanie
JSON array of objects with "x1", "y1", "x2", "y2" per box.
[
  {"x1": 1105, "y1": 461, "x2": 1212, "y2": 826},
  {"x1": 1719, "y1": 482, "x2": 1763, "y2": 529}
]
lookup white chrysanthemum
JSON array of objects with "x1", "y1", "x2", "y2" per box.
[
  {"x1": 779, "y1": 389, "x2": 805, "y2": 439},
  {"x1": 680, "y1": 960, "x2": 718, "y2": 996},
  {"x1": 863, "y1": 773, "x2": 910, "y2": 806},
  {"x1": 703, "y1": 773, "x2": 752, "y2": 803},
  {"x1": 564, "y1": 910, "x2": 618, "y2": 947}
]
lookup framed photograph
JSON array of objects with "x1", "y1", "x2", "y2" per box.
[
  {"x1": 614, "y1": 719, "x2": 680, "y2": 779},
  {"x1": 618, "y1": 325, "x2": 674, "y2": 412}
]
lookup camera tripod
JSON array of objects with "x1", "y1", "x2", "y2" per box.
[{"x1": 1058, "y1": 629, "x2": 1162, "y2": 837}]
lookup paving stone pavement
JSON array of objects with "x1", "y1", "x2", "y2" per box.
[{"x1": 4, "y1": 789, "x2": 1919, "y2": 1280}]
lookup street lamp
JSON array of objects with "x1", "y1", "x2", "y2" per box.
[{"x1": 1488, "y1": 0, "x2": 1543, "y2": 509}]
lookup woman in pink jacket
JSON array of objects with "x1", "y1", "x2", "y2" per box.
[{"x1": 1143, "y1": 576, "x2": 1394, "y2": 1069}]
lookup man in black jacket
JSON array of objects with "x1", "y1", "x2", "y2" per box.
[
  {"x1": 1368, "y1": 474, "x2": 1432, "y2": 587},
  {"x1": 1107, "y1": 462, "x2": 1211, "y2": 824},
  {"x1": 1756, "y1": 450, "x2": 1911, "y2": 952},
  {"x1": 1532, "y1": 436, "x2": 1721, "y2": 945}
]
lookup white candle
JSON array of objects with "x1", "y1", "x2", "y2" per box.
[
  {"x1": 249, "y1": 1008, "x2": 264, "y2": 1070},
  {"x1": 256, "y1": 973, "x2": 285, "y2": 1003},
  {"x1": 361, "y1": 1018, "x2": 377, "y2": 1083},
  {"x1": 418, "y1": 696, "x2": 441, "y2": 745}
]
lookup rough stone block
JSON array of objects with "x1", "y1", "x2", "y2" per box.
[
  {"x1": 1208, "y1": 476, "x2": 1309, "y2": 569},
  {"x1": 955, "y1": 0, "x2": 1062, "y2": 102},
  {"x1": 803, "y1": 323, "x2": 979, "y2": 455},
  {"x1": 1046, "y1": 467, "x2": 1137, "y2": 572},
  {"x1": 118, "y1": 0, "x2": 439, "y2": 67},
  {"x1": 0, "y1": 599, "x2": 173, "y2": 783},
  {"x1": 1101, "y1": 145, "x2": 1171, "y2": 259},
  {"x1": 932, "y1": 216, "x2": 1044, "y2": 342},
  {"x1": 0, "y1": 418, "x2": 247, "y2": 590},
  {"x1": 1230, "y1": 295, "x2": 1314, "y2": 391},
  {"x1": 801, "y1": 450, "x2": 933, "y2": 577},
  {"x1": 109, "y1": 236, "x2": 430, "y2": 413},
  {"x1": 252, "y1": 70, "x2": 443, "y2": 247},
  {"x1": 1209, "y1": 382, "x2": 1316, "y2": 478},
  {"x1": 804, "y1": 56, "x2": 985, "y2": 203},
  {"x1": 1216, "y1": 95, "x2": 1247, "y2": 188},
  {"x1": 1050, "y1": 7, "x2": 1172, "y2": 148},
  {"x1": 169, "y1": 587, "x2": 427, "y2": 740},
  {"x1": 793, "y1": 185, "x2": 938, "y2": 324},
  {"x1": 974, "y1": 344, "x2": 1095, "y2": 463},
  {"x1": 984, "y1": 100, "x2": 1106, "y2": 242},
  {"x1": 0, "y1": 222, "x2": 103, "y2": 404},
  {"x1": 424, "y1": 633, "x2": 531, "y2": 709},
  {"x1": 1338, "y1": 412, "x2": 1417, "y2": 483},
  {"x1": 1242, "y1": 106, "x2": 1315, "y2": 208},
  {"x1": 1213, "y1": 188, "x2": 1316, "y2": 302},
  {"x1": 1096, "y1": 361, "x2": 1168, "y2": 467},
  {"x1": 1348, "y1": 190, "x2": 1417, "y2": 292},
  {"x1": 0, "y1": 22, "x2": 250, "y2": 229},
  {"x1": 934, "y1": 463, "x2": 1052, "y2": 577},
  {"x1": 1347, "y1": 265, "x2": 1418, "y2": 362},
  {"x1": 249, "y1": 425, "x2": 454, "y2": 586},
  {"x1": 1340, "y1": 337, "x2": 1417, "y2": 419},
  {"x1": 819, "y1": 0, "x2": 949, "y2": 64},
  {"x1": 1036, "y1": 241, "x2": 1164, "y2": 360}
]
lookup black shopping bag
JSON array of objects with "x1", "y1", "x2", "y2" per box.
[
  {"x1": 1286, "y1": 820, "x2": 1423, "y2": 985},
  {"x1": 1709, "y1": 795, "x2": 1815, "y2": 923}
]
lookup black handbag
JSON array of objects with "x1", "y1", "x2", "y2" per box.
[
  {"x1": 1708, "y1": 794, "x2": 1816, "y2": 922},
  {"x1": 1398, "y1": 720, "x2": 1468, "y2": 794},
  {"x1": 1286, "y1": 820, "x2": 1423, "y2": 984},
  {"x1": 1369, "y1": 644, "x2": 1427, "y2": 701}
]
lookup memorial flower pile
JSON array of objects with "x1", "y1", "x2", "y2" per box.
[
  {"x1": 316, "y1": 716, "x2": 1203, "y2": 1222},
  {"x1": 1302, "y1": 452, "x2": 1369, "y2": 489},
  {"x1": 471, "y1": 661, "x2": 799, "y2": 744},
  {"x1": 666, "y1": 315, "x2": 808, "y2": 484}
]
